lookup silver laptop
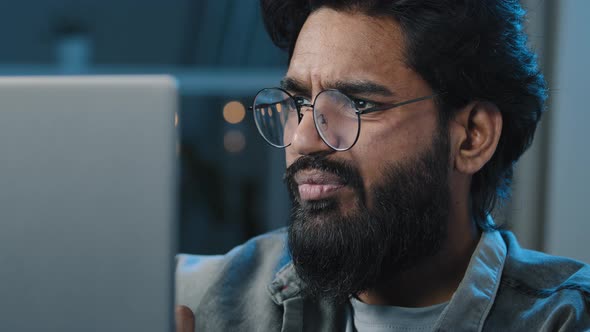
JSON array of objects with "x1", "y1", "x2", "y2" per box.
[{"x1": 0, "y1": 76, "x2": 178, "y2": 331}]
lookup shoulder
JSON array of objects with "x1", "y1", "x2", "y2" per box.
[
  {"x1": 175, "y1": 228, "x2": 290, "y2": 312},
  {"x1": 500, "y1": 230, "x2": 590, "y2": 293},
  {"x1": 488, "y1": 231, "x2": 590, "y2": 330}
]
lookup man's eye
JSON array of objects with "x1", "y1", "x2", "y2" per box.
[
  {"x1": 294, "y1": 96, "x2": 311, "y2": 106},
  {"x1": 352, "y1": 98, "x2": 379, "y2": 111}
]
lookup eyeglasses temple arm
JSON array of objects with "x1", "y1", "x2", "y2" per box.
[{"x1": 359, "y1": 93, "x2": 443, "y2": 115}]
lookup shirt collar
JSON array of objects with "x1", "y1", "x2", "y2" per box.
[
  {"x1": 268, "y1": 262, "x2": 302, "y2": 305},
  {"x1": 433, "y1": 229, "x2": 507, "y2": 331}
]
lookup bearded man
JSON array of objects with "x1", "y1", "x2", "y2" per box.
[{"x1": 175, "y1": 0, "x2": 590, "y2": 331}]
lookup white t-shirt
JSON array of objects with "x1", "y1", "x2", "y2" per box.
[{"x1": 344, "y1": 297, "x2": 448, "y2": 332}]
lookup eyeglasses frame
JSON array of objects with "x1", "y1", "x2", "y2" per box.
[{"x1": 250, "y1": 87, "x2": 441, "y2": 151}]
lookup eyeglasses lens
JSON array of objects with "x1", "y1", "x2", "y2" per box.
[
  {"x1": 253, "y1": 88, "x2": 298, "y2": 148},
  {"x1": 313, "y1": 90, "x2": 359, "y2": 151}
]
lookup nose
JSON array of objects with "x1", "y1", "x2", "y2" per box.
[{"x1": 290, "y1": 107, "x2": 333, "y2": 156}]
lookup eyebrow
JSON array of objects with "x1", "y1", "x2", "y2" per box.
[
  {"x1": 280, "y1": 77, "x2": 309, "y2": 95},
  {"x1": 280, "y1": 77, "x2": 396, "y2": 97}
]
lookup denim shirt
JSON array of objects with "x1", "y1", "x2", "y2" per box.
[{"x1": 176, "y1": 228, "x2": 590, "y2": 331}]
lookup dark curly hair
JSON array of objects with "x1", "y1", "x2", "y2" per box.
[{"x1": 260, "y1": 0, "x2": 548, "y2": 231}]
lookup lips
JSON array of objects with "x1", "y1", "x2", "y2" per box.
[{"x1": 294, "y1": 170, "x2": 346, "y2": 201}]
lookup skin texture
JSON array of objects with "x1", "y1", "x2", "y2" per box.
[{"x1": 285, "y1": 8, "x2": 502, "y2": 306}]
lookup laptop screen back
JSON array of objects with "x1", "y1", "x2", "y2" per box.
[{"x1": 0, "y1": 76, "x2": 178, "y2": 332}]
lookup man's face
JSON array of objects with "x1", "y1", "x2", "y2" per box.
[{"x1": 283, "y1": 8, "x2": 451, "y2": 301}]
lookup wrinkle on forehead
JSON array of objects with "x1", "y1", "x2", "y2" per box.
[{"x1": 287, "y1": 7, "x2": 414, "y2": 97}]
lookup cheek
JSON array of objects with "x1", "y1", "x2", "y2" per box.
[
  {"x1": 285, "y1": 148, "x2": 296, "y2": 169},
  {"x1": 351, "y1": 114, "x2": 438, "y2": 189}
]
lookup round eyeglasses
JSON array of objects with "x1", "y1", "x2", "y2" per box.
[{"x1": 250, "y1": 87, "x2": 439, "y2": 151}]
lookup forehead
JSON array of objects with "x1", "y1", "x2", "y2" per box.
[{"x1": 288, "y1": 8, "x2": 409, "y2": 89}]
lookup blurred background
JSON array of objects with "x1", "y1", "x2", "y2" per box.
[{"x1": 1, "y1": 0, "x2": 587, "y2": 262}]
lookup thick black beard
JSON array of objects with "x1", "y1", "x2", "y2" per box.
[{"x1": 284, "y1": 125, "x2": 450, "y2": 304}]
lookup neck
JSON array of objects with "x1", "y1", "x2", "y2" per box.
[{"x1": 357, "y1": 210, "x2": 480, "y2": 307}]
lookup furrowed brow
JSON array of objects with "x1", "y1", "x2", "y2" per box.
[
  {"x1": 279, "y1": 77, "x2": 395, "y2": 98},
  {"x1": 280, "y1": 77, "x2": 310, "y2": 95},
  {"x1": 332, "y1": 80, "x2": 395, "y2": 97}
]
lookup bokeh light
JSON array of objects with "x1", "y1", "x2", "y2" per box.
[
  {"x1": 223, "y1": 101, "x2": 246, "y2": 124},
  {"x1": 223, "y1": 129, "x2": 246, "y2": 153}
]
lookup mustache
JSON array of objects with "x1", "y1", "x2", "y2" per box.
[{"x1": 283, "y1": 154, "x2": 365, "y2": 198}]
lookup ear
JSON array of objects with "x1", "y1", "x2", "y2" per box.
[{"x1": 450, "y1": 101, "x2": 503, "y2": 175}]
